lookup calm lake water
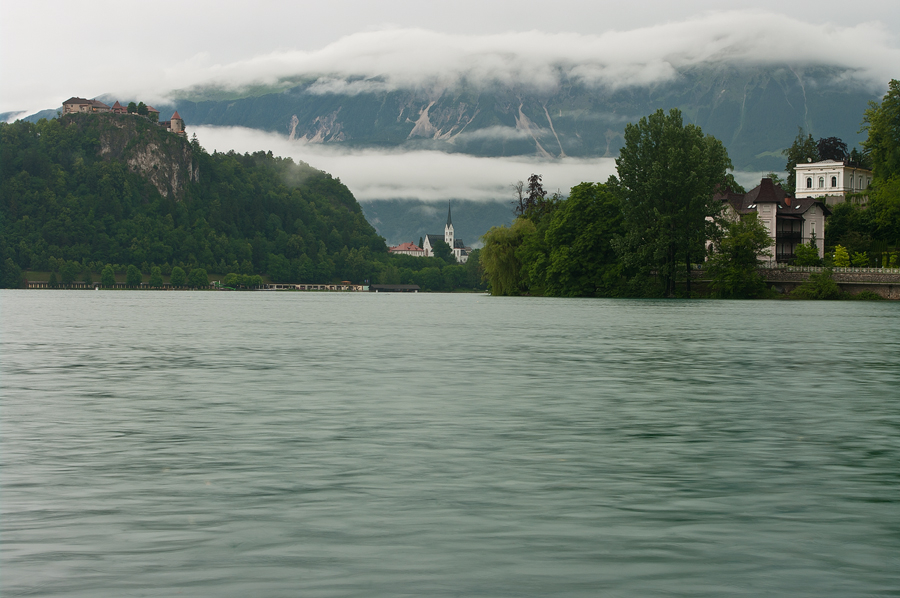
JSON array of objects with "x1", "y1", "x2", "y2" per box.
[{"x1": 2, "y1": 291, "x2": 898, "y2": 597}]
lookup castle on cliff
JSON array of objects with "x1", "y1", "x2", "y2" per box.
[{"x1": 62, "y1": 97, "x2": 185, "y2": 135}]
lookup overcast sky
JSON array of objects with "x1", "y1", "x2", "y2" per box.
[
  {"x1": 2, "y1": 0, "x2": 898, "y2": 114},
  {"x1": 2, "y1": 0, "x2": 897, "y2": 202}
]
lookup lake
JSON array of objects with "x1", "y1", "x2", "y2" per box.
[{"x1": 2, "y1": 291, "x2": 898, "y2": 597}]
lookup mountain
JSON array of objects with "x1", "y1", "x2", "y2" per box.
[
  {"x1": 166, "y1": 65, "x2": 880, "y2": 173},
  {"x1": 0, "y1": 112, "x2": 390, "y2": 286},
  {"x1": 360, "y1": 199, "x2": 516, "y2": 247}
]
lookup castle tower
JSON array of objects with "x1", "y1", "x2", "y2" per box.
[
  {"x1": 170, "y1": 111, "x2": 184, "y2": 134},
  {"x1": 444, "y1": 201, "x2": 454, "y2": 247}
]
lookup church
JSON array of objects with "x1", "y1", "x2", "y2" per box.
[{"x1": 422, "y1": 203, "x2": 471, "y2": 263}]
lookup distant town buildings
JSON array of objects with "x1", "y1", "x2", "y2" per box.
[
  {"x1": 794, "y1": 159, "x2": 873, "y2": 206},
  {"x1": 389, "y1": 203, "x2": 472, "y2": 263},
  {"x1": 61, "y1": 97, "x2": 184, "y2": 135}
]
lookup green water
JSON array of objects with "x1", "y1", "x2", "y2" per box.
[{"x1": 2, "y1": 291, "x2": 898, "y2": 597}]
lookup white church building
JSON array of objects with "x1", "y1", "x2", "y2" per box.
[{"x1": 422, "y1": 204, "x2": 471, "y2": 263}]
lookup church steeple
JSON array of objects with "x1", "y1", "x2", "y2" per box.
[{"x1": 444, "y1": 201, "x2": 454, "y2": 247}]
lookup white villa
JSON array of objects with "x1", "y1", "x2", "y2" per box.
[{"x1": 794, "y1": 159, "x2": 873, "y2": 206}]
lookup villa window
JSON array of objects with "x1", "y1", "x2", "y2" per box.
[
  {"x1": 831, "y1": 176, "x2": 837, "y2": 187},
  {"x1": 818, "y1": 177, "x2": 824, "y2": 188},
  {"x1": 806, "y1": 177, "x2": 812, "y2": 189},
  {"x1": 849, "y1": 176, "x2": 853, "y2": 189}
]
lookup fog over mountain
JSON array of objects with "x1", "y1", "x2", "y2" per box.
[{"x1": 4, "y1": 6, "x2": 895, "y2": 244}]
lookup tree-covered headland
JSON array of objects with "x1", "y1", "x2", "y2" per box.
[
  {"x1": 0, "y1": 112, "x2": 484, "y2": 290},
  {"x1": 482, "y1": 84, "x2": 900, "y2": 298}
]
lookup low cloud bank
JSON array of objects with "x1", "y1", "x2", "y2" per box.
[
  {"x1": 194, "y1": 125, "x2": 618, "y2": 202},
  {"x1": 170, "y1": 12, "x2": 896, "y2": 99}
]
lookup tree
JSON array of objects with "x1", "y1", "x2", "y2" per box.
[
  {"x1": 48, "y1": 272, "x2": 58, "y2": 288},
  {"x1": 431, "y1": 240, "x2": 455, "y2": 263},
  {"x1": 792, "y1": 268, "x2": 843, "y2": 299},
  {"x1": 81, "y1": 267, "x2": 93, "y2": 286},
  {"x1": 127, "y1": 102, "x2": 137, "y2": 114},
  {"x1": 793, "y1": 237, "x2": 821, "y2": 266},
  {"x1": 59, "y1": 260, "x2": 80, "y2": 286},
  {"x1": 763, "y1": 172, "x2": 787, "y2": 188},
  {"x1": 101, "y1": 265, "x2": 116, "y2": 287},
  {"x1": 137, "y1": 102, "x2": 148, "y2": 116},
  {"x1": 783, "y1": 127, "x2": 819, "y2": 191},
  {"x1": 1, "y1": 258, "x2": 24, "y2": 288},
  {"x1": 480, "y1": 218, "x2": 538, "y2": 296},
  {"x1": 541, "y1": 181, "x2": 624, "y2": 297},
  {"x1": 148, "y1": 266, "x2": 163, "y2": 288},
  {"x1": 706, "y1": 213, "x2": 773, "y2": 299},
  {"x1": 170, "y1": 266, "x2": 186, "y2": 287},
  {"x1": 861, "y1": 79, "x2": 900, "y2": 181},
  {"x1": 817, "y1": 137, "x2": 849, "y2": 162},
  {"x1": 126, "y1": 264, "x2": 142, "y2": 286},
  {"x1": 187, "y1": 268, "x2": 208, "y2": 288},
  {"x1": 615, "y1": 108, "x2": 732, "y2": 297},
  {"x1": 833, "y1": 245, "x2": 851, "y2": 267}
]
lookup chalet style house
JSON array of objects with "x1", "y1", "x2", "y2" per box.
[
  {"x1": 422, "y1": 204, "x2": 471, "y2": 263},
  {"x1": 715, "y1": 178, "x2": 830, "y2": 263},
  {"x1": 794, "y1": 159, "x2": 873, "y2": 206},
  {"x1": 61, "y1": 97, "x2": 184, "y2": 135}
]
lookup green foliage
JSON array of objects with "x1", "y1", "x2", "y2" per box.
[
  {"x1": 1, "y1": 258, "x2": 24, "y2": 288},
  {"x1": 431, "y1": 240, "x2": 455, "y2": 264},
  {"x1": 101, "y1": 265, "x2": 116, "y2": 287},
  {"x1": 170, "y1": 266, "x2": 186, "y2": 287},
  {"x1": 127, "y1": 102, "x2": 137, "y2": 114},
  {"x1": 0, "y1": 114, "x2": 387, "y2": 286},
  {"x1": 187, "y1": 268, "x2": 208, "y2": 288},
  {"x1": 783, "y1": 127, "x2": 818, "y2": 190},
  {"x1": 137, "y1": 102, "x2": 148, "y2": 116},
  {"x1": 480, "y1": 218, "x2": 537, "y2": 296},
  {"x1": 706, "y1": 213, "x2": 772, "y2": 299},
  {"x1": 793, "y1": 241, "x2": 821, "y2": 267},
  {"x1": 791, "y1": 268, "x2": 844, "y2": 300},
  {"x1": 615, "y1": 108, "x2": 731, "y2": 296},
  {"x1": 541, "y1": 181, "x2": 624, "y2": 297},
  {"x1": 81, "y1": 267, "x2": 93, "y2": 285},
  {"x1": 222, "y1": 272, "x2": 239, "y2": 287},
  {"x1": 861, "y1": 79, "x2": 900, "y2": 181},
  {"x1": 126, "y1": 264, "x2": 142, "y2": 286},
  {"x1": 852, "y1": 290, "x2": 884, "y2": 300},
  {"x1": 833, "y1": 245, "x2": 851, "y2": 267},
  {"x1": 763, "y1": 172, "x2": 786, "y2": 188},
  {"x1": 851, "y1": 251, "x2": 869, "y2": 268},
  {"x1": 59, "y1": 259, "x2": 80, "y2": 286},
  {"x1": 149, "y1": 266, "x2": 163, "y2": 288},
  {"x1": 48, "y1": 272, "x2": 58, "y2": 288}
]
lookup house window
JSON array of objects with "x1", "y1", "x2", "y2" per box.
[
  {"x1": 806, "y1": 177, "x2": 812, "y2": 189},
  {"x1": 849, "y1": 176, "x2": 853, "y2": 189},
  {"x1": 831, "y1": 176, "x2": 837, "y2": 187},
  {"x1": 818, "y1": 177, "x2": 824, "y2": 188}
]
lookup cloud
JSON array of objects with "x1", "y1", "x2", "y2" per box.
[
  {"x1": 453, "y1": 126, "x2": 532, "y2": 142},
  {"x1": 162, "y1": 12, "x2": 897, "y2": 100},
  {"x1": 194, "y1": 125, "x2": 617, "y2": 202}
]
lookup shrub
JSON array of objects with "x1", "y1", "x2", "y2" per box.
[
  {"x1": 852, "y1": 290, "x2": 884, "y2": 300},
  {"x1": 791, "y1": 268, "x2": 845, "y2": 300}
]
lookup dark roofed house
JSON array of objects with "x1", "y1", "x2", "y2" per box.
[
  {"x1": 714, "y1": 177, "x2": 831, "y2": 264},
  {"x1": 111, "y1": 101, "x2": 127, "y2": 114}
]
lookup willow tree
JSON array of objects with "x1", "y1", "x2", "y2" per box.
[
  {"x1": 615, "y1": 109, "x2": 731, "y2": 297},
  {"x1": 480, "y1": 218, "x2": 537, "y2": 296}
]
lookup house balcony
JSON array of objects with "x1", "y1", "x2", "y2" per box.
[
  {"x1": 776, "y1": 252, "x2": 796, "y2": 263},
  {"x1": 775, "y1": 230, "x2": 802, "y2": 241}
]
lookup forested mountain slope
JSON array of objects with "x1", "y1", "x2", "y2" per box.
[{"x1": 0, "y1": 113, "x2": 389, "y2": 285}]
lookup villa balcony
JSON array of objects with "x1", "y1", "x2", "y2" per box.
[{"x1": 775, "y1": 230, "x2": 802, "y2": 241}]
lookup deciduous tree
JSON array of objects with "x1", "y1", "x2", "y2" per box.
[
  {"x1": 706, "y1": 213, "x2": 772, "y2": 299},
  {"x1": 783, "y1": 127, "x2": 819, "y2": 191},
  {"x1": 614, "y1": 108, "x2": 731, "y2": 296}
]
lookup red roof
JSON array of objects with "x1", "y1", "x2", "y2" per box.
[
  {"x1": 172, "y1": 111, "x2": 182, "y2": 120},
  {"x1": 389, "y1": 242, "x2": 423, "y2": 252}
]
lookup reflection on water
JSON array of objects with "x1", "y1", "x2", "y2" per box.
[{"x1": 2, "y1": 291, "x2": 899, "y2": 597}]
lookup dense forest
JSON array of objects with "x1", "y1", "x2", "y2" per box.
[{"x1": 0, "y1": 112, "x2": 483, "y2": 290}]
